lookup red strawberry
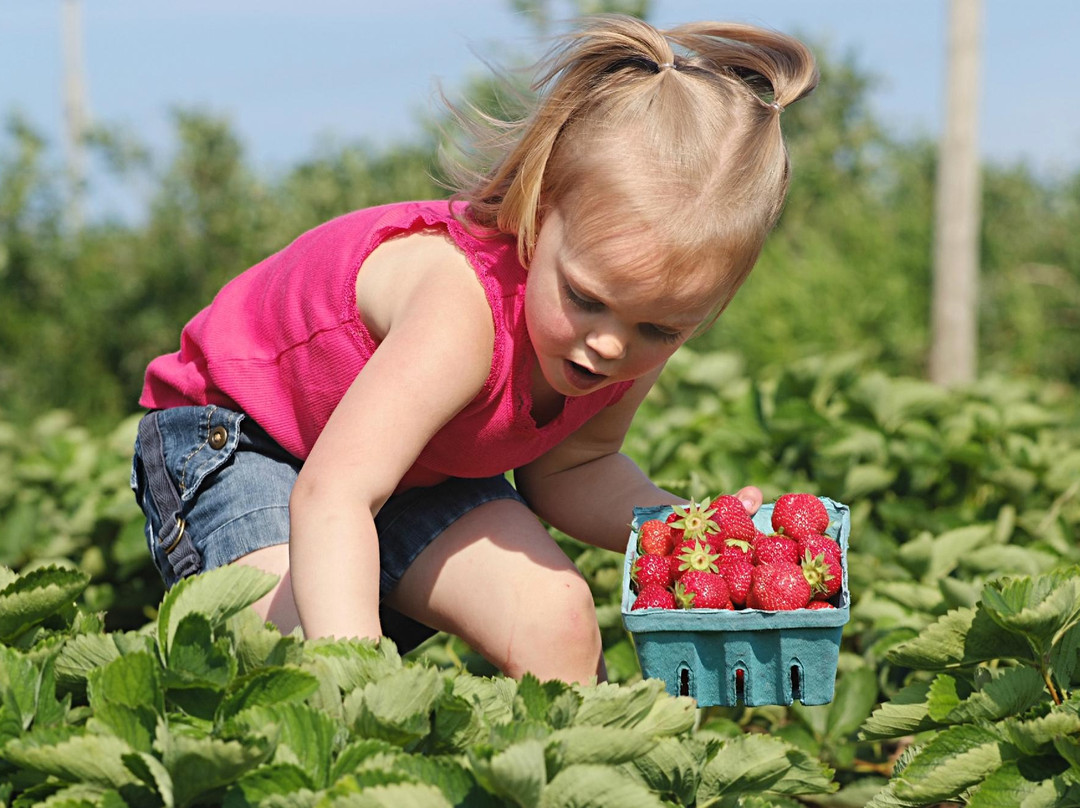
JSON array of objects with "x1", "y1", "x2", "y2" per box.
[
  {"x1": 747, "y1": 562, "x2": 812, "y2": 611},
  {"x1": 675, "y1": 571, "x2": 732, "y2": 609},
  {"x1": 708, "y1": 494, "x2": 757, "y2": 542},
  {"x1": 716, "y1": 536, "x2": 753, "y2": 565},
  {"x1": 752, "y1": 533, "x2": 799, "y2": 566},
  {"x1": 772, "y1": 493, "x2": 829, "y2": 540},
  {"x1": 631, "y1": 584, "x2": 677, "y2": 610},
  {"x1": 805, "y1": 601, "x2": 836, "y2": 610},
  {"x1": 672, "y1": 539, "x2": 720, "y2": 580},
  {"x1": 798, "y1": 534, "x2": 841, "y2": 565},
  {"x1": 800, "y1": 549, "x2": 842, "y2": 601},
  {"x1": 638, "y1": 519, "x2": 675, "y2": 556},
  {"x1": 666, "y1": 501, "x2": 719, "y2": 544},
  {"x1": 718, "y1": 558, "x2": 754, "y2": 607},
  {"x1": 631, "y1": 554, "x2": 674, "y2": 591}
]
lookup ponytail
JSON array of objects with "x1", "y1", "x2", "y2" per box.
[{"x1": 444, "y1": 15, "x2": 818, "y2": 270}]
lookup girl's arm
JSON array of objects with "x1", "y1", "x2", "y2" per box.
[
  {"x1": 515, "y1": 365, "x2": 762, "y2": 553},
  {"x1": 289, "y1": 232, "x2": 495, "y2": 641}
]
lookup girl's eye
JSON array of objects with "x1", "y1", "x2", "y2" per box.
[
  {"x1": 642, "y1": 324, "x2": 683, "y2": 344},
  {"x1": 564, "y1": 284, "x2": 604, "y2": 312}
]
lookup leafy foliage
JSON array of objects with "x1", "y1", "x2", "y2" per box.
[{"x1": 0, "y1": 564, "x2": 838, "y2": 806}]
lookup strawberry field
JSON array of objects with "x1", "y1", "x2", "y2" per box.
[{"x1": 2, "y1": 349, "x2": 1080, "y2": 806}]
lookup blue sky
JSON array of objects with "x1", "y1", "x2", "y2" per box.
[{"x1": 2, "y1": 1, "x2": 1078, "y2": 219}]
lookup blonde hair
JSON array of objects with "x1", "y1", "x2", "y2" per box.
[{"x1": 443, "y1": 14, "x2": 818, "y2": 310}]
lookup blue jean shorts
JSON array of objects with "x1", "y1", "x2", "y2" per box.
[{"x1": 130, "y1": 405, "x2": 525, "y2": 649}]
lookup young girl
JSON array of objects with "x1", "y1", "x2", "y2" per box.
[{"x1": 131, "y1": 15, "x2": 818, "y2": 684}]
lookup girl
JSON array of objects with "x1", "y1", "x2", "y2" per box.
[{"x1": 131, "y1": 15, "x2": 818, "y2": 684}]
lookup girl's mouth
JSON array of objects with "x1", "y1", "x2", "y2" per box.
[{"x1": 563, "y1": 359, "x2": 605, "y2": 391}]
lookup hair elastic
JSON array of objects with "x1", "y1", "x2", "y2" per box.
[
  {"x1": 656, "y1": 62, "x2": 675, "y2": 71},
  {"x1": 770, "y1": 101, "x2": 783, "y2": 112}
]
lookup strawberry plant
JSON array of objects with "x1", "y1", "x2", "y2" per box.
[
  {"x1": 859, "y1": 565, "x2": 1080, "y2": 806},
  {"x1": 0, "y1": 563, "x2": 841, "y2": 806}
]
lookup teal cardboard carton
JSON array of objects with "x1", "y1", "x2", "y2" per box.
[{"x1": 621, "y1": 498, "x2": 851, "y2": 707}]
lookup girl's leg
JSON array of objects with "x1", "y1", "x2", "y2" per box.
[
  {"x1": 382, "y1": 497, "x2": 605, "y2": 684},
  {"x1": 232, "y1": 544, "x2": 300, "y2": 634}
]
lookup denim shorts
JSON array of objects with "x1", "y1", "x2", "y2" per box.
[{"x1": 130, "y1": 404, "x2": 525, "y2": 648}]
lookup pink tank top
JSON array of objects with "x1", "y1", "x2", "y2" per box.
[{"x1": 140, "y1": 200, "x2": 633, "y2": 491}]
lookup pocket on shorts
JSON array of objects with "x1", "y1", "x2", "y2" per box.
[{"x1": 132, "y1": 405, "x2": 246, "y2": 585}]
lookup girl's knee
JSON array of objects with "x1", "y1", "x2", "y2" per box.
[{"x1": 501, "y1": 572, "x2": 601, "y2": 679}]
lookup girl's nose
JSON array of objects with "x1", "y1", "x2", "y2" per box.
[{"x1": 585, "y1": 329, "x2": 627, "y2": 361}]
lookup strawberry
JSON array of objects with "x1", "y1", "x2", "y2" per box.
[
  {"x1": 631, "y1": 553, "x2": 674, "y2": 591},
  {"x1": 672, "y1": 539, "x2": 720, "y2": 580},
  {"x1": 631, "y1": 584, "x2": 677, "y2": 610},
  {"x1": 798, "y1": 534, "x2": 841, "y2": 565},
  {"x1": 747, "y1": 562, "x2": 812, "y2": 611},
  {"x1": 718, "y1": 558, "x2": 754, "y2": 607},
  {"x1": 666, "y1": 500, "x2": 719, "y2": 543},
  {"x1": 800, "y1": 548, "x2": 842, "y2": 601},
  {"x1": 675, "y1": 570, "x2": 732, "y2": 609},
  {"x1": 772, "y1": 493, "x2": 829, "y2": 540},
  {"x1": 708, "y1": 494, "x2": 757, "y2": 542},
  {"x1": 805, "y1": 600, "x2": 836, "y2": 610},
  {"x1": 638, "y1": 519, "x2": 675, "y2": 556},
  {"x1": 716, "y1": 536, "x2": 753, "y2": 564},
  {"x1": 752, "y1": 533, "x2": 799, "y2": 566}
]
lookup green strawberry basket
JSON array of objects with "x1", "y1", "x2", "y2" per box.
[{"x1": 620, "y1": 497, "x2": 851, "y2": 707}]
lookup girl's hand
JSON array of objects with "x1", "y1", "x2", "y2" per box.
[{"x1": 733, "y1": 485, "x2": 764, "y2": 515}]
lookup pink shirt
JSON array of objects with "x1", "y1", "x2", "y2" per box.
[{"x1": 141, "y1": 200, "x2": 633, "y2": 492}]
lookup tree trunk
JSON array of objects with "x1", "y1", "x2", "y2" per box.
[
  {"x1": 929, "y1": 0, "x2": 983, "y2": 387},
  {"x1": 62, "y1": 0, "x2": 89, "y2": 232}
]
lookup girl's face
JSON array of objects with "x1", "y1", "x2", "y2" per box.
[{"x1": 525, "y1": 204, "x2": 723, "y2": 398}]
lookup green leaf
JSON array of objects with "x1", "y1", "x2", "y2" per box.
[
  {"x1": 571, "y1": 680, "x2": 664, "y2": 729},
  {"x1": 1051, "y1": 623, "x2": 1080, "y2": 687},
  {"x1": 923, "y1": 525, "x2": 995, "y2": 582},
  {"x1": 387, "y1": 755, "x2": 483, "y2": 808},
  {"x1": 87, "y1": 652, "x2": 163, "y2": 717},
  {"x1": 157, "y1": 565, "x2": 277, "y2": 660},
  {"x1": 625, "y1": 736, "x2": 706, "y2": 807},
  {"x1": 538, "y1": 764, "x2": 667, "y2": 808},
  {"x1": 450, "y1": 672, "x2": 518, "y2": 726},
  {"x1": 0, "y1": 644, "x2": 40, "y2": 731},
  {"x1": 860, "y1": 681, "x2": 943, "y2": 741},
  {"x1": 1001, "y1": 708, "x2": 1080, "y2": 755},
  {"x1": 346, "y1": 664, "x2": 444, "y2": 748},
  {"x1": 824, "y1": 666, "x2": 880, "y2": 741},
  {"x1": 544, "y1": 726, "x2": 656, "y2": 775},
  {"x1": 981, "y1": 572, "x2": 1080, "y2": 654},
  {"x1": 216, "y1": 666, "x2": 319, "y2": 723},
  {"x1": 1054, "y1": 734, "x2": 1080, "y2": 774},
  {"x1": 163, "y1": 610, "x2": 236, "y2": 705},
  {"x1": 468, "y1": 739, "x2": 547, "y2": 808},
  {"x1": 944, "y1": 667, "x2": 1048, "y2": 724},
  {"x1": 325, "y1": 782, "x2": 454, "y2": 807},
  {"x1": 965, "y1": 759, "x2": 1074, "y2": 808},
  {"x1": 697, "y1": 733, "x2": 836, "y2": 799},
  {"x1": 121, "y1": 749, "x2": 175, "y2": 807},
  {"x1": 959, "y1": 546, "x2": 1060, "y2": 578},
  {"x1": 155, "y1": 721, "x2": 272, "y2": 808},
  {"x1": 842, "y1": 464, "x2": 897, "y2": 500},
  {"x1": 54, "y1": 631, "x2": 155, "y2": 685},
  {"x1": 891, "y1": 723, "x2": 1006, "y2": 803},
  {"x1": 229, "y1": 702, "x2": 338, "y2": 789},
  {"x1": 886, "y1": 606, "x2": 1035, "y2": 669},
  {"x1": 222, "y1": 762, "x2": 315, "y2": 806},
  {"x1": 4, "y1": 731, "x2": 139, "y2": 789},
  {"x1": 516, "y1": 673, "x2": 556, "y2": 723},
  {"x1": 0, "y1": 565, "x2": 89, "y2": 641},
  {"x1": 330, "y1": 738, "x2": 403, "y2": 783}
]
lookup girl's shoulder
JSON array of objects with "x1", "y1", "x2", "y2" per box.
[{"x1": 356, "y1": 222, "x2": 496, "y2": 346}]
